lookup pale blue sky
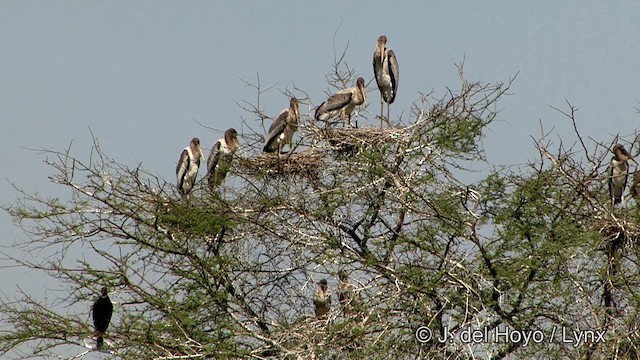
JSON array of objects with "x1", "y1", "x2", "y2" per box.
[{"x1": 1, "y1": 0, "x2": 639, "y2": 344}]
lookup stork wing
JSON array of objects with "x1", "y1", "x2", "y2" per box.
[
  {"x1": 207, "y1": 140, "x2": 222, "y2": 175},
  {"x1": 176, "y1": 148, "x2": 190, "y2": 188},
  {"x1": 373, "y1": 54, "x2": 385, "y2": 92},
  {"x1": 314, "y1": 92, "x2": 352, "y2": 120},
  {"x1": 608, "y1": 162, "x2": 613, "y2": 200},
  {"x1": 263, "y1": 111, "x2": 288, "y2": 152},
  {"x1": 388, "y1": 49, "x2": 399, "y2": 103}
]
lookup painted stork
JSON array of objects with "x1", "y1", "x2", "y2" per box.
[
  {"x1": 609, "y1": 144, "x2": 637, "y2": 206},
  {"x1": 92, "y1": 287, "x2": 113, "y2": 350},
  {"x1": 632, "y1": 171, "x2": 640, "y2": 200},
  {"x1": 373, "y1": 35, "x2": 399, "y2": 126},
  {"x1": 263, "y1": 97, "x2": 300, "y2": 153},
  {"x1": 207, "y1": 128, "x2": 241, "y2": 189},
  {"x1": 313, "y1": 279, "x2": 331, "y2": 319},
  {"x1": 176, "y1": 137, "x2": 204, "y2": 196},
  {"x1": 314, "y1": 77, "x2": 366, "y2": 127}
]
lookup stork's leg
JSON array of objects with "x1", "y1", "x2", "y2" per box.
[
  {"x1": 386, "y1": 103, "x2": 391, "y2": 128},
  {"x1": 380, "y1": 99, "x2": 384, "y2": 127}
]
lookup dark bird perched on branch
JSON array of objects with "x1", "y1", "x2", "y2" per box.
[
  {"x1": 609, "y1": 144, "x2": 637, "y2": 206},
  {"x1": 176, "y1": 137, "x2": 204, "y2": 196},
  {"x1": 313, "y1": 279, "x2": 331, "y2": 319},
  {"x1": 263, "y1": 97, "x2": 300, "y2": 153},
  {"x1": 373, "y1": 35, "x2": 398, "y2": 126},
  {"x1": 92, "y1": 287, "x2": 113, "y2": 350},
  {"x1": 315, "y1": 77, "x2": 366, "y2": 127},
  {"x1": 207, "y1": 128, "x2": 241, "y2": 189}
]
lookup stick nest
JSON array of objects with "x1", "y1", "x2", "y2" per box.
[
  {"x1": 256, "y1": 316, "x2": 365, "y2": 357},
  {"x1": 593, "y1": 217, "x2": 640, "y2": 252},
  {"x1": 237, "y1": 148, "x2": 326, "y2": 178},
  {"x1": 307, "y1": 125, "x2": 410, "y2": 153}
]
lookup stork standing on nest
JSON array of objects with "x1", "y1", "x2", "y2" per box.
[
  {"x1": 263, "y1": 97, "x2": 300, "y2": 154},
  {"x1": 373, "y1": 35, "x2": 398, "y2": 127},
  {"x1": 207, "y1": 128, "x2": 241, "y2": 190},
  {"x1": 176, "y1": 137, "x2": 204, "y2": 196},
  {"x1": 315, "y1": 77, "x2": 366, "y2": 127},
  {"x1": 609, "y1": 143, "x2": 637, "y2": 207}
]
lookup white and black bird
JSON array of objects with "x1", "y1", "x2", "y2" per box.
[
  {"x1": 373, "y1": 35, "x2": 399, "y2": 126},
  {"x1": 609, "y1": 144, "x2": 637, "y2": 207},
  {"x1": 207, "y1": 128, "x2": 241, "y2": 189},
  {"x1": 92, "y1": 287, "x2": 113, "y2": 350},
  {"x1": 315, "y1": 77, "x2": 366, "y2": 127},
  {"x1": 176, "y1": 137, "x2": 204, "y2": 196},
  {"x1": 263, "y1": 97, "x2": 300, "y2": 153}
]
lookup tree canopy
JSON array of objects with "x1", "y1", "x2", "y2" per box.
[{"x1": 3, "y1": 55, "x2": 640, "y2": 360}]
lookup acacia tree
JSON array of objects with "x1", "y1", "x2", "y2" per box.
[{"x1": 3, "y1": 51, "x2": 640, "y2": 359}]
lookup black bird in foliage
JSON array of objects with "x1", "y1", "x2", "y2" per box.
[{"x1": 92, "y1": 287, "x2": 113, "y2": 350}]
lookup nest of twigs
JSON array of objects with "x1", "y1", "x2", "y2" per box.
[
  {"x1": 308, "y1": 125, "x2": 410, "y2": 154},
  {"x1": 593, "y1": 217, "x2": 640, "y2": 253},
  {"x1": 237, "y1": 148, "x2": 326, "y2": 178},
  {"x1": 253, "y1": 316, "x2": 366, "y2": 357}
]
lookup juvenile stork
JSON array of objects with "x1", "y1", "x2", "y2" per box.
[
  {"x1": 313, "y1": 279, "x2": 331, "y2": 319},
  {"x1": 315, "y1": 77, "x2": 366, "y2": 127},
  {"x1": 207, "y1": 128, "x2": 241, "y2": 189},
  {"x1": 609, "y1": 144, "x2": 637, "y2": 207},
  {"x1": 373, "y1": 35, "x2": 399, "y2": 126},
  {"x1": 92, "y1": 287, "x2": 113, "y2": 350},
  {"x1": 337, "y1": 271, "x2": 360, "y2": 315},
  {"x1": 176, "y1": 137, "x2": 204, "y2": 196},
  {"x1": 263, "y1": 97, "x2": 300, "y2": 154}
]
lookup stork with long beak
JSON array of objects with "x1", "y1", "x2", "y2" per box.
[
  {"x1": 176, "y1": 137, "x2": 204, "y2": 196},
  {"x1": 263, "y1": 97, "x2": 300, "y2": 154},
  {"x1": 314, "y1": 77, "x2": 367, "y2": 127},
  {"x1": 373, "y1": 35, "x2": 399, "y2": 127},
  {"x1": 609, "y1": 143, "x2": 637, "y2": 207},
  {"x1": 207, "y1": 128, "x2": 241, "y2": 189}
]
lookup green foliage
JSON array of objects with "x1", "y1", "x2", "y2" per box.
[{"x1": 4, "y1": 66, "x2": 640, "y2": 360}]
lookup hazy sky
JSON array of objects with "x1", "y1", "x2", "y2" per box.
[{"x1": 1, "y1": 0, "x2": 639, "y2": 352}]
